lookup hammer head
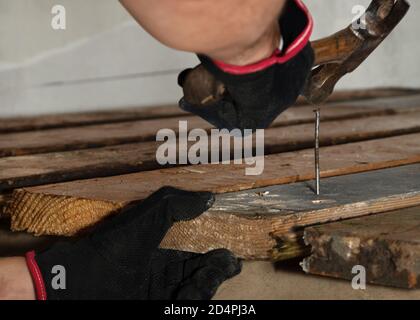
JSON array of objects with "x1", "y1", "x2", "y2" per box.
[{"x1": 303, "y1": 0, "x2": 410, "y2": 105}]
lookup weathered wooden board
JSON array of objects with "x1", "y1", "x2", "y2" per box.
[
  {"x1": 302, "y1": 206, "x2": 420, "y2": 289},
  {"x1": 2, "y1": 109, "x2": 420, "y2": 191},
  {"x1": 162, "y1": 165, "x2": 420, "y2": 260},
  {"x1": 1, "y1": 88, "x2": 416, "y2": 134},
  {"x1": 2, "y1": 95, "x2": 420, "y2": 157},
  {"x1": 309, "y1": 87, "x2": 420, "y2": 102},
  {"x1": 0, "y1": 105, "x2": 187, "y2": 134},
  {"x1": 7, "y1": 164, "x2": 420, "y2": 260},
  {"x1": 0, "y1": 115, "x2": 204, "y2": 157},
  {"x1": 335, "y1": 93, "x2": 420, "y2": 109},
  {"x1": 7, "y1": 135, "x2": 420, "y2": 240}
]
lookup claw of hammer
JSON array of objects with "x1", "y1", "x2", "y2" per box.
[{"x1": 304, "y1": 0, "x2": 410, "y2": 105}]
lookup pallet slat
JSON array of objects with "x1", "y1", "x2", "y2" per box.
[
  {"x1": 2, "y1": 109, "x2": 420, "y2": 191},
  {"x1": 1, "y1": 88, "x2": 417, "y2": 134},
  {"x1": 7, "y1": 164, "x2": 420, "y2": 260},
  {"x1": 0, "y1": 105, "x2": 187, "y2": 134},
  {"x1": 6, "y1": 134, "x2": 420, "y2": 242},
  {"x1": 2, "y1": 89, "x2": 420, "y2": 261},
  {"x1": 1, "y1": 95, "x2": 420, "y2": 157}
]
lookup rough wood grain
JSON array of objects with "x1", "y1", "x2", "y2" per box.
[
  {"x1": 8, "y1": 164, "x2": 420, "y2": 260},
  {"x1": 302, "y1": 206, "x2": 420, "y2": 289},
  {"x1": 335, "y1": 93, "x2": 420, "y2": 109},
  {"x1": 0, "y1": 105, "x2": 187, "y2": 134},
  {"x1": 312, "y1": 87, "x2": 420, "y2": 102},
  {"x1": 0, "y1": 142, "x2": 160, "y2": 192},
  {"x1": 2, "y1": 168, "x2": 420, "y2": 260},
  {"x1": 2, "y1": 109, "x2": 420, "y2": 191},
  {"x1": 7, "y1": 134, "x2": 420, "y2": 242},
  {"x1": 162, "y1": 165, "x2": 420, "y2": 260},
  {"x1": 2, "y1": 95, "x2": 420, "y2": 158},
  {"x1": 1, "y1": 88, "x2": 417, "y2": 134}
]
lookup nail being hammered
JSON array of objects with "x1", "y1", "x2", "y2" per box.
[{"x1": 314, "y1": 108, "x2": 320, "y2": 196}]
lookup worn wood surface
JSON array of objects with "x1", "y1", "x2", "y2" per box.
[
  {"x1": 162, "y1": 164, "x2": 420, "y2": 259},
  {"x1": 335, "y1": 93, "x2": 420, "y2": 109},
  {"x1": 1, "y1": 88, "x2": 417, "y2": 134},
  {"x1": 7, "y1": 134, "x2": 420, "y2": 240},
  {"x1": 7, "y1": 164, "x2": 420, "y2": 260},
  {"x1": 2, "y1": 108, "x2": 420, "y2": 191},
  {"x1": 2, "y1": 95, "x2": 420, "y2": 158},
  {"x1": 303, "y1": 206, "x2": 420, "y2": 289},
  {"x1": 2, "y1": 89, "x2": 420, "y2": 261},
  {"x1": 0, "y1": 105, "x2": 187, "y2": 134},
  {"x1": 312, "y1": 87, "x2": 420, "y2": 103}
]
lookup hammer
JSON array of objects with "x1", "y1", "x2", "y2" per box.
[
  {"x1": 181, "y1": 0, "x2": 410, "y2": 107},
  {"x1": 306, "y1": 0, "x2": 409, "y2": 195},
  {"x1": 304, "y1": 0, "x2": 410, "y2": 104}
]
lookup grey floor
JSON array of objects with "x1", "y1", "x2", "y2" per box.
[{"x1": 214, "y1": 260, "x2": 420, "y2": 300}]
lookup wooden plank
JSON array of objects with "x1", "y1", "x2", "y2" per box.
[
  {"x1": 308, "y1": 87, "x2": 420, "y2": 102},
  {"x1": 1, "y1": 88, "x2": 417, "y2": 134},
  {"x1": 7, "y1": 135, "x2": 420, "y2": 241},
  {"x1": 335, "y1": 93, "x2": 420, "y2": 109},
  {"x1": 2, "y1": 109, "x2": 420, "y2": 191},
  {"x1": 302, "y1": 206, "x2": 420, "y2": 289},
  {"x1": 8, "y1": 164, "x2": 420, "y2": 260},
  {"x1": 162, "y1": 165, "x2": 420, "y2": 260},
  {"x1": 2, "y1": 95, "x2": 420, "y2": 158},
  {"x1": 0, "y1": 165, "x2": 420, "y2": 262},
  {"x1": 0, "y1": 105, "x2": 187, "y2": 134},
  {"x1": 0, "y1": 115, "x2": 203, "y2": 157}
]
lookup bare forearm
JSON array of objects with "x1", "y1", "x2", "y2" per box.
[
  {"x1": 0, "y1": 257, "x2": 35, "y2": 300},
  {"x1": 119, "y1": 0, "x2": 285, "y2": 65}
]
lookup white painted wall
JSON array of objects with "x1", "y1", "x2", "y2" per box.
[{"x1": 0, "y1": 0, "x2": 419, "y2": 117}]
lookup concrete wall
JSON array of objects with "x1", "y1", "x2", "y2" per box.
[
  {"x1": 0, "y1": 0, "x2": 129, "y2": 65},
  {"x1": 0, "y1": 0, "x2": 418, "y2": 116}
]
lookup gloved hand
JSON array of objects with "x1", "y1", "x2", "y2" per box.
[
  {"x1": 25, "y1": 187, "x2": 241, "y2": 300},
  {"x1": 178, "y1": 0, "x2": 314, "y2": 131}
]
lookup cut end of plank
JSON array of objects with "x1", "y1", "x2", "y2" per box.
[
  {"x1": 8, "y1": 189, "x2": 123, "y2": 236},
  {"x1": 161, "y1": 213, "x2": 276, "y2": 260}
]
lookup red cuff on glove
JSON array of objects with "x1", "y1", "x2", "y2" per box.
[
  {"x1": 213, "y1": 0, "x2": 313, "y2": 75},
  {"x1": 25, "y1": 251, "x2": 47, "y2": 300}
]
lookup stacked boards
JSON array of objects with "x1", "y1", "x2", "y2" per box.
[{"x1": 1, "y1": 88, "x2": 420, "y2": 263}]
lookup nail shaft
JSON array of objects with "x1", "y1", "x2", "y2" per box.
[{"x1": 314, "y1": 108, "x2": 320, "y2": 196}]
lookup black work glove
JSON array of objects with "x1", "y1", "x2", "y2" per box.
[
  {"x1": 178, "y1": 0, "x2": 314, "y2": 130},
  {"x1": 25, "y1": 187, "x2": 241, "y2": 300}
]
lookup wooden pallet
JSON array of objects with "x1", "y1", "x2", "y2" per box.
[{"x1": 2, "y1": 88, "x2": 420, "y2": 260}]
